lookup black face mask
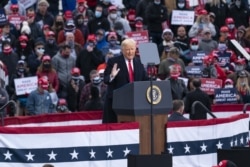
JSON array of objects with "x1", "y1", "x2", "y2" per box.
[
  {"x1": 56, "y1": 22, "x2": 63, "y2": 26},
  {"x1": 43, "y1": 63, "x2": 51, "y2": 69}
]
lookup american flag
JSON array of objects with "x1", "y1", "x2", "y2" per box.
[
  {"x1": 166, "y1": 114, "x2": 249, "y2": 167},
  {"x1": 0, "y1": 121, "x2": 139, "y2": 167}
]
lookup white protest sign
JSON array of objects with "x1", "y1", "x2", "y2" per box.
[
  {"x1": 189, "y1": 0, "x2": 199, "y2": 7},
  {"x1": 14, "y1": 76, "x2": 38, "y2": 96},
  {"x1": 171, "y1": 10, "x2": 195, "y2": 25},
  {"x1": 111, "y1": 0, "x2": 123, "y2": 7}
]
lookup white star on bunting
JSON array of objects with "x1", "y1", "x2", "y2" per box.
[
  {"x1": 200, "y1": 143, "x2": 207, "y2": 152},
  {"x1": 168, "y1": 145, "x2": 174, "y2": 154},
  {"x1": 70, "y1": 149, "x2": 79, "y2": 160},
  {"x1": 25, "y1": 151, "x2": 35, "y2": 161},
  {"x1": 123, "y1": 147, "x2": 131, "y2": 157},
  {"x1": 216, "y1": 141, "x2": 223, "y2": 149},
  {"x1": 89, "y1": 149, "x2": 96, "y2": 159},
  {"x1": 47, "y1": 150, "x2": 57, "y2": 160},
  {"x1": 3, "y1": 150, "x2": 13, "y2": 160},
  {"x1": 106, "y1": 148, "x2": 114, "y2": 158},
  {"x1": 184, "y1": 144, "x2": 190, "y2": 153}
]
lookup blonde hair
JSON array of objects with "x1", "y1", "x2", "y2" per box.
[
  {"x1": 121, "y1": 38, "x2": 136, "y2": 49},
  {"x1": 236, "y1": 77, "x2": 250, "y2": 93}
]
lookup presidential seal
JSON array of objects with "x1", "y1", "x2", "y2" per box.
[{"x1": 146, "y1": 85, "x2": 162, "y2": 104}]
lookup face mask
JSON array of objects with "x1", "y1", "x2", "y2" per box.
[
  {"x1": 191, "y1": 45, "x2": 198, "y2": 51},
  {"x1": 56, "y1": 22, "x2": 63, "y2": 26},
  {"x1": 178, "y1": 3, "x2": 185, "y2": 8},
  {"x1": 43, "y1": 63, "x2": 51, "y2": 69},
  {"x1": 92, "y1": 76, "x2": 102, "y2": 85},
  {"x1": 36, "y1": 48, "x2": 45, "y2": 55},
  {"x1": 228, "y1": 24, "x2": 235, "y2": 29},
  {"x1": 83, "y1": 20, "x2": 88, "y2": 26},
  {"x1": 235, "y1": 1, "x2": 241, "y2": 7},
  {"x1": 110, "y1": 13, "x2": 117, "y2": 19},
  {"x1": 241, "y1": 82, "x2": 246, "y2": 86},
  {"x1": 95, "y1": 11, "x2": 102, "y2": 18},
  {"x1": 48, "y1": 39, "x2": 55, "y2": 45},
  {"x1": 154, "y1": 1, "x2": 161, "y2": 5},
  {"x1": 20, "y1": 42, "x2": 27, "y2": 49},
  {"x1": 109, "y1": 40, "x2": 117, "y2": 46},
  {"x1": 88, "y1": 42, "x2": 95, "y2": 47},
  {"x1": 17, "y1": 67, "x2": 25, "y2": 73},
  {"x1": 3, "y1": 46, "x2": 12, "y2": 54},
  {"x1": 72, "y1": 76, "x2": 81, "y2": 85},
  {"x1": 116, "y1": 30, "x2": 123, "y2": 36},
  {"x1": 77, "y1": 19, "x2": 84, "y2": 25},
  {"x1": 235, "y1": 65, "x2": 244, "y2": 72},
  {"x1": 68, "y1": 41, "x2": 74, "y2": 48},
  {"x1": 218, "y1": 43, "x2": 227, "y2": 52},
  {"x1": 225, "y1": 85, "x2": 233, "y2": 88}
]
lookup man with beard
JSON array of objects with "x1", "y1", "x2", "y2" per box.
[{"x1": 44, "y1": 31, "x2": 59, "y2": 58}]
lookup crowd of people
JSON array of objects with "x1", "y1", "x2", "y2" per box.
[{"x1": 0, "y1": 0, "x2": 249, "y2": 123}]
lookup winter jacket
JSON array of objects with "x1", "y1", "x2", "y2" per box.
[
  {"x1": 52, "y1": 53, "x2": 75, "y2": 88},
  {"x1": 145, "y1": 2, "x2": 168, "y2": 33},
  {"x1": 26, "y1": 89, "x2": 55, "y2": 115}
]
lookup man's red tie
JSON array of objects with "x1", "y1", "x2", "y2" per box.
[{"x1": 128, "y1": 60, "x2": 134, "y2": 82}]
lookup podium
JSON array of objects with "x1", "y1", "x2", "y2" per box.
[{"x1": 113, "y1": 81, "x2": 173, "y2": 154}]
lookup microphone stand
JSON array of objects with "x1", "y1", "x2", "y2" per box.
[{"x1": 147, "y1": 63, "x2": 157, "y2": 155}]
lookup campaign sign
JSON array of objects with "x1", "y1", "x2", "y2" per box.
[
  {"x1": 14, "y1": 76, "x2": 38, "y2": 96},
  {"x1": 200, "y1": 78, "x2": 223, "y2": 95},
  {"x1": 8, "y1": 15, "x2": 25, "y2": 30},
  {"x1": 185, "y1": 65, "x2": 203, "y2": 77},
  {"x1": 214, "y1": 88, "x2": 238, "y2": 104},
  {"x1": 0, "y1": 9, "x2": 7, "y2": 25},
  {"x1": 192, "y1": 52, "x2": 206, "y2": 65},
  {"x1": 171, "y1": 10, "x2": 195, "y2": 25},
  {"x1": 126, "y1": 30, "x2": 149, "y2": 47}
]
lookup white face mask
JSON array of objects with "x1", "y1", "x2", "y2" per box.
[
  {"x1": 36, "y1": 48, "x2": 45, "y2": 55},
  {"x1": 116, "y1": 29, "x2": 124, "y2": 36},
  {"x1": 178, "y1": 3, "x2": 185, "y2": 8},
  {"x1": 154, "y1": 1, "x2": 161, "y2": 5},
  {"x1": 228, "y1": 24, "x2": 235, "y2": 29},
  {"x1": 110, "y1": 13, "x2": 117, "y2": 19},
  {"x1": 191, "y1": 45, "x2": 199, "y2": 51},
  {"x1": 225, "y1": 85, "x2": 233, "y2": 88},
  {"x1": 235, "y1": 1, "x2": 241, "y2": 7}
]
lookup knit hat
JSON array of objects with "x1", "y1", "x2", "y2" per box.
[
  {"x1": 38, "y1": 0, "x2": 49, "y2": 7},
  {"x1": 162, "y1": 28, "x2": 173, "y2": 39}
]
